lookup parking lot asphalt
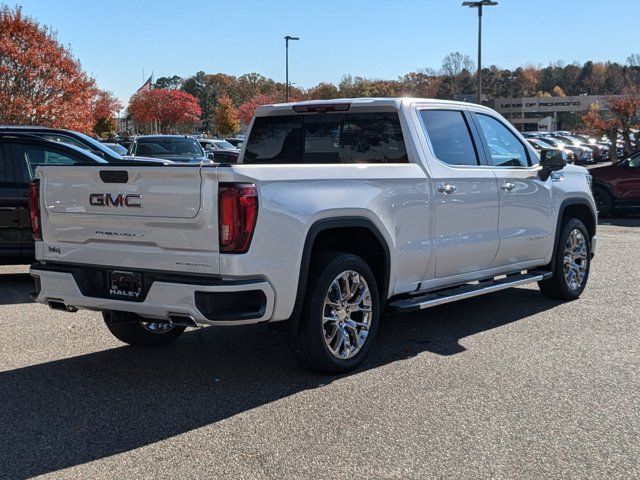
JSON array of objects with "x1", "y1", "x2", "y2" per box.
[{"x1": 1, "y1": 217, "x2": 638, "y2": 479}]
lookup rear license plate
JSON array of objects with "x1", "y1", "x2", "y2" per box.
[{"x1": 108, "y1": 270, "x2": 142, "y2": 300}]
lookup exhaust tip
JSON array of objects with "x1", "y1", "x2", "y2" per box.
[
  {"x1": 48, "y1": 300, "x2": 78, "y2": 312},
  {"x1": 168, "y1": 313, "x2": 198, "y2": 328}
]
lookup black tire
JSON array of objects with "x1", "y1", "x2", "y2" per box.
[
  {"x1": 291, "y1": 252, "x2": 380, "y2": 374},
  {"x1": 593, "y1": 186, "x2": 613, "y2": 217},
  {"x1": 538, "y1": 218, "x2": 591, "y2": 301},
  {"x1": 103, "y1": 311, "x2": 186, "y2": 347}
]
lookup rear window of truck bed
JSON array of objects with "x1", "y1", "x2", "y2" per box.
[{"x1": 243, "y1": 112, "x2": 408, "y2": 164}]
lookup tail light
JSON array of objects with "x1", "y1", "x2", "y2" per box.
[
  {"x1": 28, "y1": 179, "x2": 41, "y2": 240},
  {"x1": 292, "y1": 102, "x2": 350, "y2": 113},
  {"x1": 218, "y1": 184, "x2": 258, "y2": 253}
]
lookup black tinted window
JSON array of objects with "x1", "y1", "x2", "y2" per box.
[
  {"x1": 244, "y1": 112, "x2": 407, "y2": 164},
  {"x1": 16, "y1": 145, "x2": 84, "y2": 181},
  {"x1": 42, "y1": 134, "x2": 90, "y2": 151},
  {"x1": 0, "y1": 146, "x2": 6, "y2": 181},
  {"x1": 420, "y1": 110, "x2": 478, "y2": 166},
  {"x1": 475, "y1": 114, "x2": 530, "y2": 167}
]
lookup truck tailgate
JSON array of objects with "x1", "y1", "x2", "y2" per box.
[{"x1": 38, "y1": 165, "x2": 220, "y2": 274}]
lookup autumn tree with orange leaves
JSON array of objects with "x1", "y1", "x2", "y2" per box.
[
  {"x1": 128, "y1": 89, "x2": 201, "y2": 133},
  {"x1": 237, "y1": 94, "x2": 279, "y2": 125},
  {"x1": 0, "y1": 5, "x2": 108, "y2": 133},
  {"x1": 213, "y1": 95, "x2": 239, "y2": 136},
  {"x1": 583, "y1": 96, "x2": 640, "y2": 154},
  {"x1": 91, "y1": 90, "x2": 122, "y2": 138}
]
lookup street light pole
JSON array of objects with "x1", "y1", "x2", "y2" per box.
[
  {"x1": 284, "y1": 35, "x2": 299, "y2": 102},
  {"x1": 508, "y1": 74, "x2": 516, "y2": 121},
  {"x1": 462, "y1": 1, "x2": 497, "y2": 104}
]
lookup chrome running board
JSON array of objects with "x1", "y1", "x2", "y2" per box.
[{"x1": 388, "y1": 271, "x2": 552, "y2": 313}]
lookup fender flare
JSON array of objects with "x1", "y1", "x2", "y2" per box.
[
  {"x1": 550, "y1": 198, "x2": 597, "y2": 267},
  {"x1": 288, "y1": 217, "x2": 391, "y2": 332}
]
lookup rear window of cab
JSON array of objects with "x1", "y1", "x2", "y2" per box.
[{"x1": 243, "y1": 112, "x2": 408, "y2": 164}]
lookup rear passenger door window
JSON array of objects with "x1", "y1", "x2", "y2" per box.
[
  {"x1": 474, "y1": 114, "x2": 531, "y2": 167},
  {"x1": 419, "y1": 110, "x2": 479, "y2": 166},
  {"x1": 42, "y1": 134, "x2": 91, "y2": 152},
  {"x1": 14, "y1": 144, "x2": 87, "y2": 182}
]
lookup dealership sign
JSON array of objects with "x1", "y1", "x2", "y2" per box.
[{"x1": 493, "y1": 94, "x2": 616, "y2": 114}]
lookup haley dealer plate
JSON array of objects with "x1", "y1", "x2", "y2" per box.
[{"x1": 108, "y1": 270, "x2": 142, "y2": 300}]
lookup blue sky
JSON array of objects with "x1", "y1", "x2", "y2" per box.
[{"x1": 7, "y1": 0, "x2": 638, "y2": 107}]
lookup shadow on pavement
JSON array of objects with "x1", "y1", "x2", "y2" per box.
[
  {"x1": 0, "y1": 286, "x2": 561, "y2": 478},
  {"x1": 0, "y1": 273, "x2": 35, "y2": 305},
  {"x1": 598, "y1": 215, "x2": 640, "y2": 227}
]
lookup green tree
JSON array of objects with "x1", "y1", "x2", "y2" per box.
[
  {"x1": 154, "y1": 75, "x2": 183, "y2": 89},
  {"x1": 93, "y1": 116, "x2": 117, "y2": 138},
  {"x1": 306, "y1": 82, "x2": 339, "y2": 99}
]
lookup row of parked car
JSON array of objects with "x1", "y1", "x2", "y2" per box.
[
  {"x1": 524, "y1": 130, "x2": 640, "y2": 216},
  {"x1": 103, "y1": 135, "x2": 244, "y2": 164},
  {"x1": 523, "y1": 131, "x2": 616, "y2": 165}
]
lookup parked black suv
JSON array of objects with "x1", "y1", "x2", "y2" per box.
[{"x1": 0, "y1": 133, "x2": 108, "y2": 264}]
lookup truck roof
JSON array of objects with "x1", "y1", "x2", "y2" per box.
[{"x1": 255, "y1": 97, "x2": 491, "y2": 116}]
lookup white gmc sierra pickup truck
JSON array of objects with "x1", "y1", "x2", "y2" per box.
[{"x1": 29, "y1": 98, "x2": 596, "y2": 373}]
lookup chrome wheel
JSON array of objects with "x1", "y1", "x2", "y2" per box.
[
  {"x1": 563, "y1": 229, "x2": 588, "y2": 290},
  {"x1": 322, "y1": 270, "x2": 372, "y2": 359},
  {"x1": 140, "y1": 321, "x2": 175, "y2": 333}
]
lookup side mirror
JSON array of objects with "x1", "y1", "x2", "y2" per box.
[
  {"x1": 539, "y1": 149, "x2": 567, "y2": 180},
  {"x1": 207, "y1": 153, "x2": 216, "y2": 160}
]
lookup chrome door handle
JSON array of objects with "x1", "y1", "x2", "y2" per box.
[
  {"x1": 500, "y1": 182, "x2": 515, "y2": 192},
  {"x1": 437, "y1": 184, "x2": 456, "y2": 195}
]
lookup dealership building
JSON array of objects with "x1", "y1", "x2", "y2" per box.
[
  {"x1": 492, "y1": 95, "x2": 617, "y2": 132},
  {"x1": 455, "y1": 94, "x2": 622, "y2": 132}
]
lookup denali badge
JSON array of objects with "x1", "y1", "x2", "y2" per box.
[{"x1": 89, "y1": 193, "x2": 142, "y2": 208}]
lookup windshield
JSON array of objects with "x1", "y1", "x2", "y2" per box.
[
  {"x1": 105, "y1": 143, "x2": 128, "y2": 155},
  {"x1": 556, "y1": 136, "x2": 581, "y2": 146},
  {"x1": 73, "y1": 131, "x2": 123, "y2": 159},
  {"x1": 134, "y1": 137, "x2": 204, "y2": 158},
  {"x1": 213, "y1": 140, "x2": 237, "y2": 150},
  {"x1": 573, "y1": 135, "x2": 593, "y2": 144},
  {"x1": 628, "y1": 152, "x2": 640, "y2": 167},
  {"x1": 539, "y1": 137, "x2": 564, "y2": 148}
]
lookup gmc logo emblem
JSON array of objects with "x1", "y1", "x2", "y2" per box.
[{"x1": 89, "y1": 193, "x2": 143, "y2": 208}]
